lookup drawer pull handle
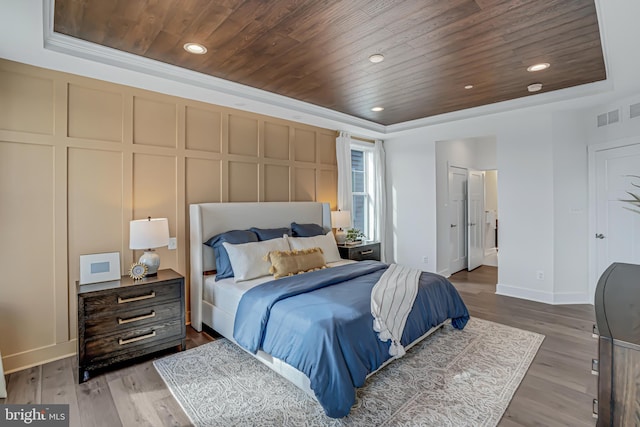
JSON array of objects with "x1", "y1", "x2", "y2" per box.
[
  {"x1": 118, "y1": 311, "x2": 156, "y2": 325},
  {"x1": 118, "y1": 331, "x2": 156, "y2": 345},
  {"x1": 591, "y1": 358, "x2": 599, "y2": 375},
  {"x1": 118, "y1": 291, "x2": 156, "y2": 304},
  {"x1": 592, "y1": 324, "x2": 598, "y2": 338},
  {"x1": 360, "y1": 249, "x2": 374, "y2": 255},
  {"x1": 592, "y1": 398, "x2": 598, "y2": 418}
]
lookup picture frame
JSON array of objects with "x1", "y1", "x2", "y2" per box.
[{"x1": 79, "y1": 252, "x2": 121, "y2": 285}]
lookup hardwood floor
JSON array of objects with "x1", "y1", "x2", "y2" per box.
[
  {"x1": 450, "y1": 266, "x2": 597, "y2": 427},
  {"x1": 1, "y1": 266, "x2": 597, "y2": 426}
]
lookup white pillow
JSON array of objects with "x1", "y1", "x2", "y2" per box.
[
  {"x1": 223, "y1": 238, "x2": 289, "y2": 282},
  {"x1": 286, "y1": 231, "x2": 342, "y2": 263}
]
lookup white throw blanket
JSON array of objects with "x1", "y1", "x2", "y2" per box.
[{"x1": 371, "y1": 263, "x2": 421, "y2": 357}]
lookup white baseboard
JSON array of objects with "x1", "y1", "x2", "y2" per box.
[
  {"x1": 496, "y1": 283, "x2": 554, "y2": 304},
  {"x1": 496, "y1": 284, "x2": 593, "y2": 305},
  {"x1": 552, "y1": 292, "x2": 593, "y2": 305}
]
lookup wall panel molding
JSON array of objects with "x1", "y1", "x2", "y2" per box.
[{"x1": 0, "y1": 58, "x2": 337, "y2": 373}]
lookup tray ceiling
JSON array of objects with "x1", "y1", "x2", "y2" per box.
[{"x1": 53, "y1": 0, "x2": 606, "y2": 126}]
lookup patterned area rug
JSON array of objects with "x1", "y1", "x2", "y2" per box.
[{"x1": 154, "y1": 318, "x2": 544, "y2": 426}]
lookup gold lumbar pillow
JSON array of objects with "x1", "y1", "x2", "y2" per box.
[{"x1": 264, "y1": 247, "x2": 328, "y2": 279}]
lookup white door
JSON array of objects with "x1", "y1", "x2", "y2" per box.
[
  {"x1": 449, "y1": 166, "x2": 467, "y2": 274},
  {"x1": 467, "y1": 170, "x2": 485, "y2": 270},
  {"x1": 595, "y1": 144, "x2": 640, "y2": 283}
]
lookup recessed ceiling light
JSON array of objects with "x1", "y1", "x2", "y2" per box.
[
  {"x1": 184, "y1": 43, "x2": 207, "y2": 54},
  {"x1": 527, "y1": 63, "x2": 550, "y2": 72},
  {"x1": 371, "y1": 106, "x2": 384, "y2": 112},
  {"x1": 368, "y1": 54, "x2": 385, "y2": 63},
  {"x1": 464, "y1": 84, "x2": 474, "y2": 89},
  {"x1": 527, "y1": 83, "x2": 543, "y2": 92}
]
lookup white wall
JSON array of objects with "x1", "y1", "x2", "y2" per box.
[
  {"x1": 386, "y1": 136, "x2": 438, "y2": 268},
  {"x1": 474, "y1": 138, "x2": 498, "y2": 171},
  {"x1": 496, "y1": 114, "x2": 555, "y2": 301},
  {"x1": 551, "y1": 111, "x2": 591, "y2": 303},
  {"x1": 386, "y1": 110, "x2": 557, "y2": 302}
]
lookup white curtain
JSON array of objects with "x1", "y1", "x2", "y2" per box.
[
  {"x1": 336, "y1": 131, "x2": 353, "y2": 215},
  {"x1": 373, "y1": 139, "x2": 387, "y2": 262}
]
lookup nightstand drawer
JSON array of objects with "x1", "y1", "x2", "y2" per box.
[
  {"x1": 351, "y1": 245, "x2": 380, "y2": 261},
  {"x1": 338, "y1": 242, "x2": 381, "y2": 261},
  {"x1": 82, "y1": 280, "x2": 182, "y2": 316},
  {"x1": 83, "y1": 300, "x2": 182, "y2": 336},
  {"x1": 83, "y1": 317, "x2": 183, "y2": 361}
]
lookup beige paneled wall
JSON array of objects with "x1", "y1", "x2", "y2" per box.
[{"x1": 0, "y1": 59, "x2": 337, "y2": 373}]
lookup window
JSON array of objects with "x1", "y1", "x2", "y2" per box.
[{"x1": 351, "y1": 146, "x2": 375, "y2": 240}]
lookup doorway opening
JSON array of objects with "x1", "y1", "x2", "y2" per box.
[{"x1": 435, "y1": 137, "x2": 498, "y2": 277}]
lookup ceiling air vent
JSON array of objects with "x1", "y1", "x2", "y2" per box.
[
  {"x1": 630, "y1": 102, "x2": 640, "y2": 119},
  {"x1": 597, "y1": 108, "x2": 621, "y2": 127}
]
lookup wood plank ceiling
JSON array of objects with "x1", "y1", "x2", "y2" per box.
[{"x1": 53, "y1": 0, "x2": 606, "y2": 126}]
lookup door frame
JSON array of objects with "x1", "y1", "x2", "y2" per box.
[
  {"x1": 448, "y1": 164, "x2": 468, "y2": 275},
  {"x1": 467, "y1": 169, "x2": 485, "y2": 271},
  {"x1": 588, "y1": 137, "x2": 640, "y2": 301}
]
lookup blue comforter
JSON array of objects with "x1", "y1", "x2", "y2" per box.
[{"x1": 233, "y1": 261, "x2": 469, "y2": 418}]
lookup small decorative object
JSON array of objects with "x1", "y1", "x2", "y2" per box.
[
  {"x1": 345, "y1": 228, "x2": 365, "y2": 245},
  {"x1": 79, "y1": 252, "x2": 121, "y2": 285},
  {"x1": 129, "y1": 262, "x2": 148, "y2": 280},
  {"x1": 130, "y1": 217, "x2": 170, "y2": 276},
  {"x1": 331, "y1": 210, "x2": 351, "y2": 244}
]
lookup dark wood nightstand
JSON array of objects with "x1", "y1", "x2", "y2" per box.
[
  {"x1": 337, "y1": 241, "x2": 381, "y2": 261},
  {"x1": 77, "y1": 269, "x2": 186, "y2": 383}
]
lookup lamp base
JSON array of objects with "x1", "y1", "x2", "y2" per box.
[
  {"x1": 335, "y1": 229, "x2": 347, "y2": 245},
  {"x1": 139, "y1": 250, "x2": 160, "y2": 276}
]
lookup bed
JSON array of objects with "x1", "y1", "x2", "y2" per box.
[{"x1": 190, "y1": 201, "x2": 469, "y2": 418}]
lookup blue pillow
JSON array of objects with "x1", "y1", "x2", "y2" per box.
[
  {"x1": 249, "y1": 227, "x2": 290, "y2": 241},
  {"x1": 291, "y1": 222, "x2": 325, "y2": 237},
  {"x1": 204, "y1": 230, "x2": 258, "y2": 280}
]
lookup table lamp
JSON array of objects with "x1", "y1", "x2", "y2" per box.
[
  {"x1": 130, "y1": 217, "x2": 169, "y2": 276},
  {"x1": 331, "y1": 210, "x2": 351, "y2": 244}
]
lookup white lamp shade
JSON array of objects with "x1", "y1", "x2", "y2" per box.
[
  {"x1": 130, "y1": 218, "x2": 170, "y2": 249},
  {"x1": 331, "y1": 210, "x2": 351, "y2": 230}
]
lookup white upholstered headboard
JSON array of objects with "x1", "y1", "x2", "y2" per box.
[{"x1": 189, "y1": 202, "x2": 331, "y2": 331}]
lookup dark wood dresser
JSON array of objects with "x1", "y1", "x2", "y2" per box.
[
  {"x1": 593, "y1": 262, "x2": 640, "y2": 426},
  {"x1": 77, "y1": 268, "x2": 185, "y2": 382},
  {"x1": 337, "y1": 241, "x2": 381, "y2": 261}
]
